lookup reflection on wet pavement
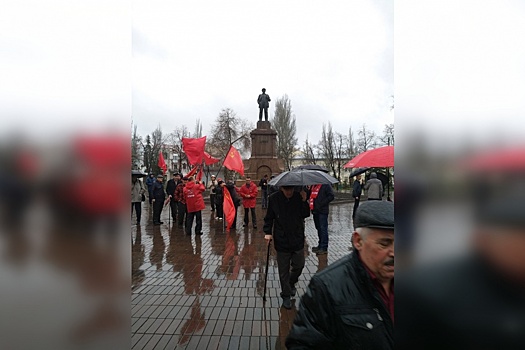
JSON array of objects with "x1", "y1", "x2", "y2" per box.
[{"x1": 132, "y1": 202, "x2": 354, "y2": 349}]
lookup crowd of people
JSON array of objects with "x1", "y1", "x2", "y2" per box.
[{"x1": 132, "y1": 170, "x2": 394, "y2": 349}]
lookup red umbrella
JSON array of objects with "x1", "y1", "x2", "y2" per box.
[
  {"x1": 344, "y1": 146, "x2": 394, "y2": 168},
  {"x1": 464, "y1": 147, "x2": 525, "y2": 171}
]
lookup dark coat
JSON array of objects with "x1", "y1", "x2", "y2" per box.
[
  {"x1": 259, "y1": 177, "x2": 269, "y2": 192},
  {"x1": 226, "y1": 182, "x2": 241, "y2": 207},
  {"x1": 215, "y1": 186, "x2": 224, "y2": 205},
  {"x1": 286, "y1": 251, "x2": 394, "y2": 350},
  {"x1": 263, "y1": 191, "x2": 310, "y2": 253},
  {"x1": 352, "y1": 179, "x2": 362, "y2": 198},
  {"x1": 146, "y1": 175, "x2": 155, "y2": 192},
  {"x1": 397, "y1": 254, "x2": 525, "y2": 349},
  {"x1": 311, "y1": 184, "x2": 335, "y2": 215},
  {"x1": 152, "y1": 180, "x2": 165, "y2": 201},
  {"x1": 166, "y1": 179, "x2": 178, "y2": 199}
]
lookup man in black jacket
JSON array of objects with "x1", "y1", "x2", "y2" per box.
[
  {"x1": 352, "y1": 174, "x2": 363, "y2": 219},
  {"x1": 166, "y1": 172, "x2": 181, "y2": 222},
  {"x1": 264, "y1": 186, "x2": 310, "y2": 309},
  {"x1": 286, "y1": 200, "x2": 394, "y2": 349},
  {"x1": 309, "y1": 184, "x2": 335, "y2": 255},
  {"x1": 152, "y1": 174, "x2": 166, "y2": 225}
]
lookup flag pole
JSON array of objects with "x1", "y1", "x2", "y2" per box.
[{"x1": 217, "y1": 136, "x2": 246, "y2": 179}]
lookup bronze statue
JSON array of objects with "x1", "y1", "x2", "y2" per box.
[{"x1": 257, "y1": 88, "x2": 271, "y2": 121}]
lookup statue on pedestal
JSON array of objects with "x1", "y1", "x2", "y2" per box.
[{"x1": 257, "y1": 88, "x2": 271, "y2": 121}]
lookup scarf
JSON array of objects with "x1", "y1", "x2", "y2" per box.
[{"x1": 309, "y1": 184, "x2": 322, "y2": 210}]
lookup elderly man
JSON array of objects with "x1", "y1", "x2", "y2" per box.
[
  {"x1": 264, "y1": 185, "x2": 310, "y2": 309},
  {"x1": 286, "y1": 201, "x2": 394, "y2": 349}
]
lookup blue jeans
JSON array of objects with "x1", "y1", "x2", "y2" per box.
[
  {"x1": 313, "y1": 213, "x2": 329, "y2": 250},
  {"x1": 261, "y1": 190, "x2": 268, "y2": 208}
]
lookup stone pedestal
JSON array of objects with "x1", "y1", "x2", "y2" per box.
[{"x1": 242, "y1": 120, "x2": 284, "y2": 182}]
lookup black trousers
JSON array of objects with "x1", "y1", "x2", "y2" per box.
[
  {"x1": 244, "y1": 207, "x2": 256, "y2": 226},
  {"x1": 216, "y1": 202, "x2": 223, "y2": 219},
  {"x1": 210, "y1": 193, "x2": 216, "y2": 210},
  {"x1": 152, "y1": 200, "x2": 164, "y2": 223},
  {"x1": 177, "y1": 202, "x2": 187, "y2": 226},
  {"x1": 131, "y1": 202, "x2": 142, "y2": 223},
  {"x1": 169, "y1": 200, "x2": 177, "y2": 221},
  {"x1": 276, "y1": 249, "x2": 305, "y2": 298},
  {"x1": 186, "y1": 210, "x2": 202, "y2": 235},
  {"x1": 352, "y1": 197, "x2": 360, "y2": 219}
]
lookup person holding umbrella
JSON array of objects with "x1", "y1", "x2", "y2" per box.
[
  {"x1": 263, "y1": 186, "x2": 310, "y2": 309},
  {"x1": 309, "y1": 183, "x2": 335, "y2": 255},
  {"x1": 352, "y1": 174, "x2": 363, "y2": 219}
]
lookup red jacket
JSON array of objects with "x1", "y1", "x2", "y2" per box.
[
  {"x1": 184, "y1": 181, "x2": 206, "y2": 213},
  {"x1": 238, "y1": 181, "x2": 258, "y2": 208}
]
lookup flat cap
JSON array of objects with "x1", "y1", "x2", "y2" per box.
[
  {"x1": 157, "y1": 174, "x2": 164, "y2": 178},
  {"x1": 354, "y1": 201, "x2": 394, "y2": 230}
]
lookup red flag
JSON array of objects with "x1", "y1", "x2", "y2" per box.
[
  {"x1": 185, "y1": 165, "x2": 198, "y2": 178},
  {"x1": 223, "y1": 186, "x2": 236, "y2": 231},
  {"x1": 158, "y1": 151, "x2": 167, "y2": 174},
  {"x1": 203, "y1": 152, "x2": 220, "y2": 165},
  {"x1": 196, "y1": 165, "x2": 203, "y2": 181},
  {"x1": 223, "y1": 146, "x2": 244, "y2": 176},
  {"x1": 182, "y1": 136, "x2": 206, "y2": 165}
]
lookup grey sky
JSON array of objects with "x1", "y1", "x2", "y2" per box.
[{"x1": 132, "y1": 0, "x2": 394, "y2": 149}]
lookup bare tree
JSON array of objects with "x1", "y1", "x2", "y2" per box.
[
  {"x1": 346, "y1": 126, "x2": 357, "y2": 159},
  {"x1": 379, "y1": 123, "x2": 394, "y2": 146},
  {"x1": 319, "y1": 123, "x2": 336, "y2": 177},
  {"x1": 271, "y1": 94, "x2": 298, "y2": 171},
  {"x1": 356, "y1": 124, "x2": 377, "y2": 153},
  {"x1": 208, "y1": 108, "x2": 252, "y2": 178},
  {"x1": 166, "y1": 125, "x2": 190, "y2": 172},
  {"x1": 302, "y1": 134, "x2": 317, "y2": 165},
  {"x1": 150, "y1": 125, "x2": 164, "y2": 175},
  {"x1": 333, "y1": 132, "x2": 347, "y2": 183},
  {"x1": 193, "y1": 119, "x2": 203, "y2": 138}
]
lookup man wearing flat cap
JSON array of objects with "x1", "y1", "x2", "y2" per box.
[{"x1": 286, "y1": 201, "x2": 394, "y2": 350}]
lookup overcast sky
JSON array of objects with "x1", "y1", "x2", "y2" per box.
[{"x1": 132, "y1": 0, "x2": 394, "y2": 147}]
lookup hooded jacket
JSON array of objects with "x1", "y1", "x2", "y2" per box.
[
  {"x1": 183, "y1": 181, "x2": 205, "y2": 213},
  {"x1": 286, "y1": 251, "x2": 394, "y2": 349},
  {"x1": 263, "y1": 191, "x2": 310, "y2": 253}
]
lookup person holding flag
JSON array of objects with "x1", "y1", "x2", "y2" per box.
[
  {"x1": 224, "y1": 180, "x2": 241, "y2": 230},
  {"x1": 174, "y1": 177, "x2": 188, "y2": 228},
  {"x1": 183, "y1": 176, "x2": 206, "y2": 236},
  {"x1": 214, "y1": 179, "x2": 224, "y2": 221}
]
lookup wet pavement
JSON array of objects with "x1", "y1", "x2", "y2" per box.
[{"x1": 132, "y1": 201, "x2": 354, "y2": 349}]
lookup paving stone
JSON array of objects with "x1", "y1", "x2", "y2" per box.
[{"x1": 132, "y1": 202, "x2": 355, "y2": 349}]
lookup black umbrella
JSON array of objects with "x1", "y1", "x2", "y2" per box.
[
  {"x1": 268, "y1": 169, "x2": 339, "y2": 187},
  {"x1": 293, "y1": 164, "x2": 329, "y2": 173},
  {"x1": 348, "y1": 167, "x2": 370, "y2": 178},
  {"x1": 132, "y1": 170, "x2": 147, "y2": 178}
]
